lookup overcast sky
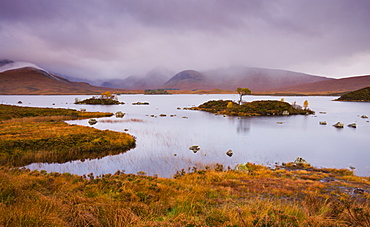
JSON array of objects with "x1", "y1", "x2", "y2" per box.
[{"x1": 1, "y1": 0, "x2": 370, "y2": 80}]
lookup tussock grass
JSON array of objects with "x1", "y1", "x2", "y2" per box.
[{"x1": 0, "y1": 164, "x2": 369, "y2": 226}]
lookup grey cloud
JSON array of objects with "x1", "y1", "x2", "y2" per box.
[{"x1": 0, "y1": 0, "x2": 369, "y2": 80}]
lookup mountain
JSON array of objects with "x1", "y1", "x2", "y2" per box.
[
  {"x1": 163, "y1": 70, "x2": 208, "y2": 90},
  {"x1": 277, "y1": 75, "x2": 370, "y2": 94},
  {"x1": 162, "y1": 67, "x2": 331, "y2": 92},
  {"x1": 101, "y1": 67, "x2": 173, "y2": 89},
  {"x1": 0, "y1": 61, "x2": 122, "y2": 95},
  {"x1": 0, "y1": 59, "x2": 43, "y2": 73}
]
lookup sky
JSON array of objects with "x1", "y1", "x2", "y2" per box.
[{"x1": 1, "y1": 0, "x2": 370, "y2": 81}]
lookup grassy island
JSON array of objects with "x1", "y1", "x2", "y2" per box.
[
  {"x1": 75, "y1": 91, "x2": 124, "y2": 105},
  {"x1": 0, "y1": 104, "x2": 135, "y2": 166},
  {"x1": 191, "y1": 100, "x2": 314, "y2": 116},
  {"x1": 335, "y1": 87, "x2": 370, "y2": 102},
  {"x1": 144, "y1": 89, "x2": 170, "y2": 95}
]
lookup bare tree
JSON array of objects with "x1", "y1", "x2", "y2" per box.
[{"x1": 236, "y1": 87, "x2": 251, "y2": 104}]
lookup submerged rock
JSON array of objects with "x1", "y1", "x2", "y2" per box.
[
  {"x1": 347, "y1": 123, "x2": 357, "y2": 128},
  {"x1": 132, "y1": 102, "x2": 149, "y2": 105}
]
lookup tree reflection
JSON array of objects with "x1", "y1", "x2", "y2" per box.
[{"x1": 236, "y1": 118, "x2": 251, "y2": 134}]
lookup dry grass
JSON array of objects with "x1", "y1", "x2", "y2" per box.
[
  {"x1": 0, "y1": 164, "x2": 369, "y2": 226},
  {"x1": 0, "y1": 105, "x2": 136, "y2": 167}
]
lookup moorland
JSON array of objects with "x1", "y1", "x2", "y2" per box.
[{"x1": 0, "y1": 104, "x2": 369, "y2": 226}]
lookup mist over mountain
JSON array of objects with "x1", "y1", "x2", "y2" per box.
[
  {"x1": 0, "y1": 59, "x2": 43, "y2": 73},
  {"x1": 163, "y1": 70, "x2": 208, "y2": 90},
  {"x1": 98, "y1": 66, "x2": 332, "y2": 92},
  {"x1": 101, "y1": 67, "x2": 174, "y2": 89},
  {"x1": 157, "y1": 66, "x2": 331, "y2": 92},
  {"x1": 0, "y1": 60, "x2": 122, "y2": 95},
  {"x1": 2, "y1": 59, "x2": 370, "y2": 95}
]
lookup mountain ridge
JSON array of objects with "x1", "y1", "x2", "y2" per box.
[
  {"x1": 159, "y1": 67, "x2": 332, "y2": 92},
  {"x1": 0, "y1": 67, "x2": 123, "y2": 95},
  {"x1": 1, "y1": 59, "x2": 370, "y2": 95}
]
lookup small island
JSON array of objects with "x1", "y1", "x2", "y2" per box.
[
  {"x1": 191, "y1": 100, "x2": 314, "y2": 116},
  {"x1": 144, "y1": 89, "x2": 170, "y2": 95},
  {"x1": 335, "y1": 87, "x2": 370, "y2": 102},
  {"x1": 75, "y1": 92, "x2": 124, "y2": 105}
]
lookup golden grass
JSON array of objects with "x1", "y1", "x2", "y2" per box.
[
  {"x1": 0, "y1": 105, "x2": 136, "y2": 167},
  {"x1": 0, "y1": 164, "x2": 369, "y2": 226}
]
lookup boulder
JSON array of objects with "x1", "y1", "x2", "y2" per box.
[
  {"x1": 88, "y1": 119, "x2": 98, "y2": 125},
  {"x1": 115, "y1": 111, "x2": 125, "y2": 118},
  {"x1": 293, "y1": 156, "x2": 307, "y2": 165},
  {"x1": 226, "y1": 149, "x2": 233, "y2": 157},
  {"x1": 189, "y1": 145, "x2": 200, "y2": 153},
  {"x1": 333, "y1": 122, "x2": 344, "y2": 128}
]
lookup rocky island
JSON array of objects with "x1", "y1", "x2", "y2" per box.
[
  {"x1": 75, "y1": 92, "x2": 124, "y2": 105},
  {"x1": 191, "y1": 100, "x2": 314, "y2": 116}
]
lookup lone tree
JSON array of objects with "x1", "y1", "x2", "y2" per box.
[{"x1": 236, "y1": 87, "x2": 251, "y2": 104}]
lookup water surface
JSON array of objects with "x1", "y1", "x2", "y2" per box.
[{"x1": 1, "y1": 94, "x2": 369, "y2": 177}]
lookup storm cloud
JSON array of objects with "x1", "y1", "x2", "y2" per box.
[{"x1": 1, "y1": 0, "x2": 370, "y2": 80}]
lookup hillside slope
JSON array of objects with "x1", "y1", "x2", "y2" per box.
[
  {"x1": 277, "y1": 75, "x2": 370, "y2": 94},
  {"x1": 0, "y1": 67, "x2": 122, "y2": 95},
  {"x1": 163, "y1": 70, "x2": 209, "y2": 90},
  {"x1": 335, "y1": 86, "x2": 370, "y2": 101},
  {"x1": 161, "y1": 67, "x2": 331, "y2": 92}
]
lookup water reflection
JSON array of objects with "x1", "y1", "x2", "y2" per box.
[{"x1": 235, "y1": 118, "x2": 251, "y2": 134}]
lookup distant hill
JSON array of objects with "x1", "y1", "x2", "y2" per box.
[
  {"x1": 101, "y1": 67, "x2": 173, "y2": 89},
  {"x1": 163, "y1": 70, "x2": 208, "y2": 90},
  {"x1": 161, "y1": 67, "x2": 331, "y2": 92},
  {"x1": 0, "y1": 66, "x2": 122, "y2": 95},
  {"x1": 335, "y1": 87, "x2": 370, "y2": 101},
  {"x1": 277, "y1": 75, "x2": 370, "y2": 94}
]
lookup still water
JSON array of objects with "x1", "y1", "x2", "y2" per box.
[{"x1": 1, "y1": 94, "x2": 369, "y2": 177}]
